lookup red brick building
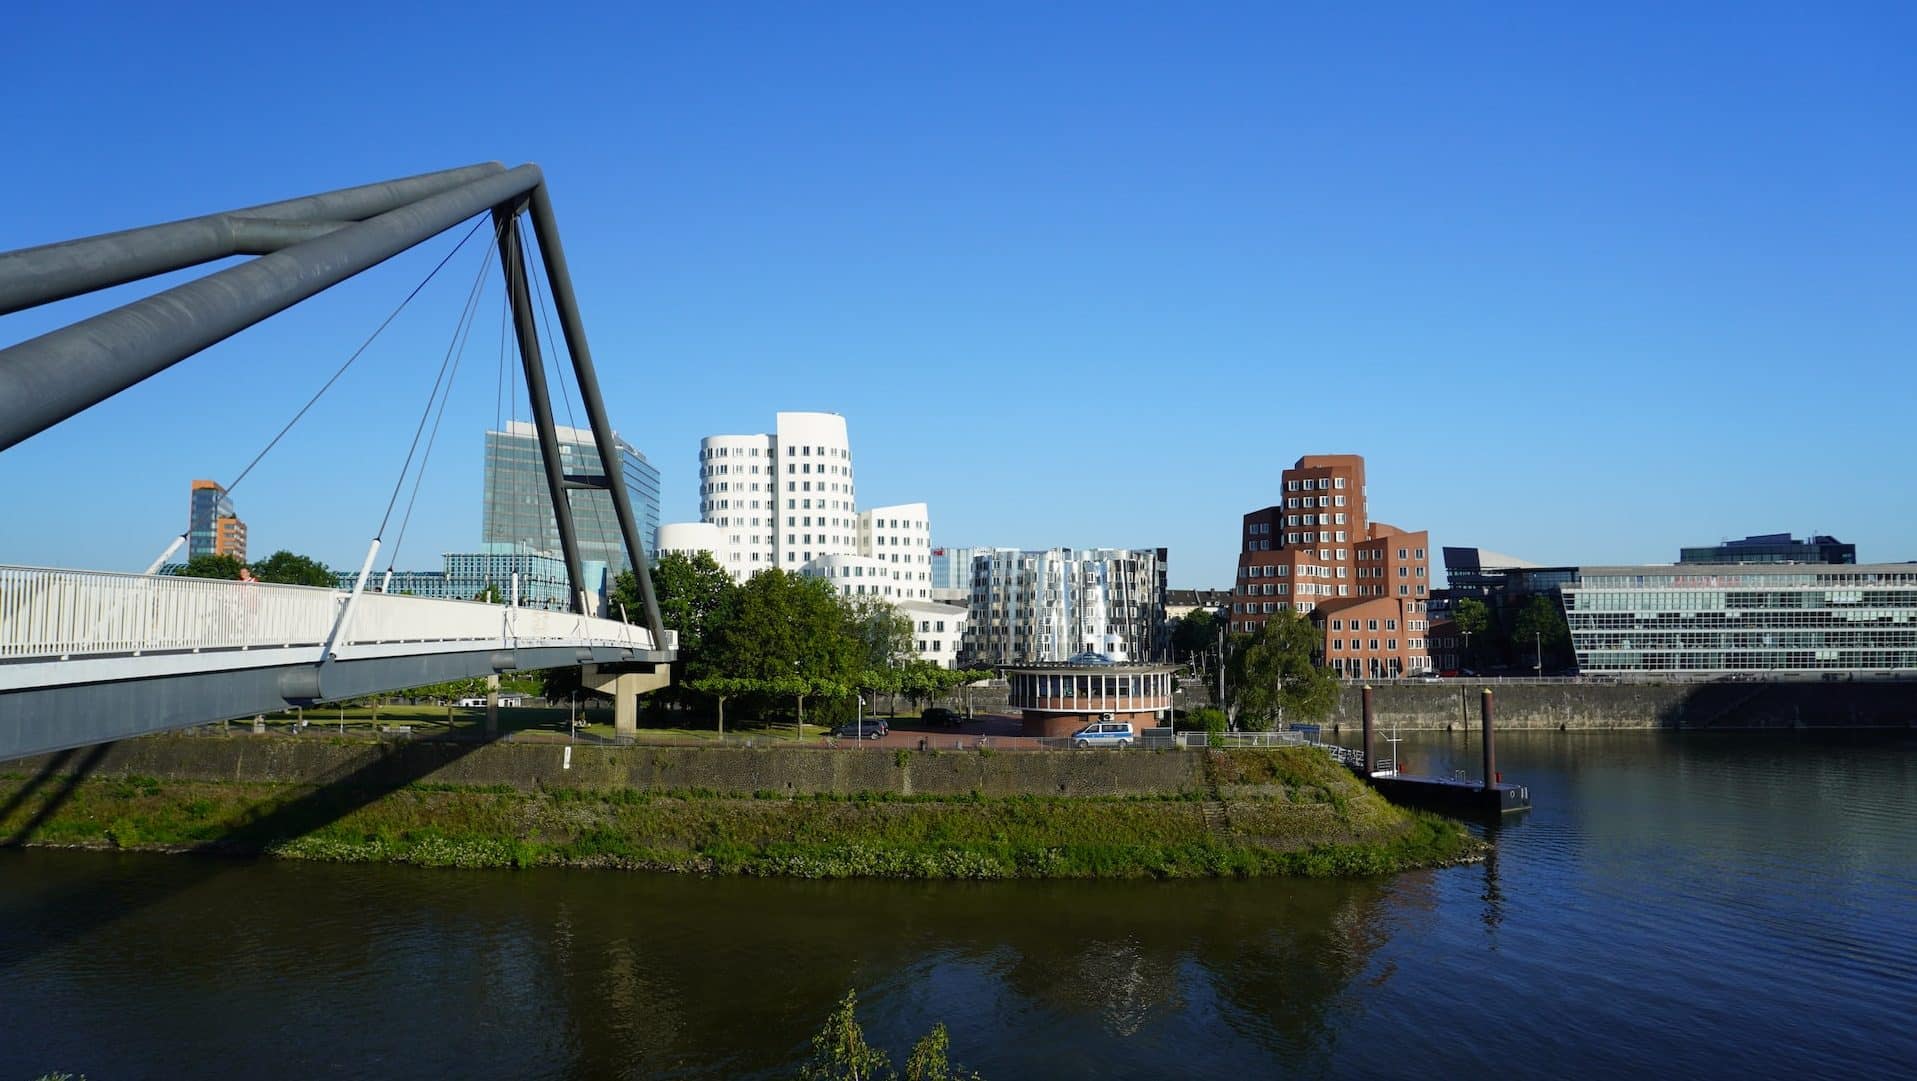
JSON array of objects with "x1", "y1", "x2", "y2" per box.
[{"x1": 1232, "y1": 454, "x2": 1434, "y2": 678}]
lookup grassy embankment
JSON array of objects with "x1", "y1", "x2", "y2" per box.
[{"x1": 0, "y1": 748, "x2": 1481, "y2": 879}]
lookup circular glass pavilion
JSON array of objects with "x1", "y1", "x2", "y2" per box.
[{"x1": 1003, "y1": 652, "x2": 1178, "y2": 738}]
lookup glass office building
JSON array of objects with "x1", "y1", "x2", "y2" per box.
[
  {"x1": 1678, "y1": 533, "x2": 1856, "y2": 566},
  {"x1": 482, "y1": 421, "x2": 660, "y2": 574},
  {"x1": 1563, "y1": 564, "x2": 1917, "y2": 675},
  {"x1": 187, "y1": 479, "x2": 246, "y2": 561},
  {"x1": 335, "y1": 547, "x2": 601, "y2": 612}
]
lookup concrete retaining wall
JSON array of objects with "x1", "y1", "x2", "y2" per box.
[
  {"x1": 2, "y1": 736, "x2": 1208, "y2": 798},
  {"x1": 1325, "y1": 681, "x2": 1916, "y2": 731}
]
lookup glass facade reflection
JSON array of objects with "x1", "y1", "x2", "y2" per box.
[
  {"x1": 482, "y1": 421, "x2": 660, "y2": 573},
  {"x1": 1564, "y1": 564, "x2": 1917, "y2": 674}
]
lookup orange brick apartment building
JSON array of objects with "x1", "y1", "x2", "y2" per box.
[{"x1": 1232, "y1": 454, "x2": 1433, "y2": 678}]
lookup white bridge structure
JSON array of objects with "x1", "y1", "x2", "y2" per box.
[{"x1": 0, "y1": 565, "x2": 673, "y2": 760}]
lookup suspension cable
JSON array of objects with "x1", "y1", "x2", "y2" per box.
[
  {"x1": 221, "y1": 215, "x2": 488, "y2": 501},
  {"x1": 386, "y1": 217, "x2": 505, "y2": 571}
]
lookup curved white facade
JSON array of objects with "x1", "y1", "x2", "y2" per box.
[
  {"x1": 801, "y1": 553, "x2": 906, "y2": 599},
  {"x1": 657, "y1": 522, "x2": 726, "y2": 565},
  {"x1": 663, "y1": 410, "x2": 943, "y2": 689}
]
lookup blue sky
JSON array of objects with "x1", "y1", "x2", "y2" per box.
[{"x1": 2, "y1": 2, "x2": 1912, "y2": 588}]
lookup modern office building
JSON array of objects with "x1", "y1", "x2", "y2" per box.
[
  {"x1": 930, "y1": 546, "x2": 985, "y2": 603},
  {"x1": 1679, "y1": 533, "x2": 1857, "y2": 566},
  {"x1": 482, "y1": 421, "x2": 660, "y2": 575},
  {"x1": 1231, "y1": 454, "x2": 1433, "y2": 678},
  {"x1": 1563, "y1": 563, "x2": 1917, "y2": 676},
  {"x1": 334, "y1": 545, "x2": 601, "y2": 612},
  {"x1": 187, "y1": 479, "x2": 247, "y2": 562},
  {"x1": 961, "y1": 547, "x2": 1168, "y2": 664}
]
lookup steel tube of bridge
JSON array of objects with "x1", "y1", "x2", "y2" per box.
[
  {"x1": 0, "y1": 164, "x2": 543, "y2": 452},
  {"x1": 0, "y1": 164, "x2": 506, "y2": 317},
  {"x1": 494, "y1": 208, "x2": 590, "y2": 615},
  {"x1": 523, "y1": 183, "x2": 667, "y2": 647}
]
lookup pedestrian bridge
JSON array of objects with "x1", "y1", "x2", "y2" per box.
[{"x1": 0, "y1": 565, "x2": 674, "y2": 760}]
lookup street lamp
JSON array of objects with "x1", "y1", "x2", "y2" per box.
[
  {"x1": 793, "y1": 659, "x2": 804, "y2": 742},
  {"x1": 857, "y1": 694, "x2": 866, "y2": 740},
  {"x1": 1535, "y1": 631, "x2": 1543, "y2": 678}
]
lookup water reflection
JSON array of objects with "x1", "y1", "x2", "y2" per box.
[{"x1": 4, "y1": 731, "x2": 1915, "y2": 1078}]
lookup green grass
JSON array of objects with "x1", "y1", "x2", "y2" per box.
[{"x1": 0, "y1": 755, "x2": 1483, "y2": 880}]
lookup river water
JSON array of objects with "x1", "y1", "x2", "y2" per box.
[{"x1": 1, "y1": 731, "x2": 1913, "y2": 1079}]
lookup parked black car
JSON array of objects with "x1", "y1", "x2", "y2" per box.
[
  {"x1": 922, "y1": 707, "x2": 962, "y2": 727},
  {"x1": 831, "y1": 720, "x2": 886, "y2": 740}
]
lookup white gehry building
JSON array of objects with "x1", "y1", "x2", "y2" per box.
[{"x1": 657, "y1": 411, "x2": 943, "y2": 658}]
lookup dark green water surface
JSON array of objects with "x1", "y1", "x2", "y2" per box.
[{"x1": 2, "y1": 731, "x2": 1913, "y2": 1079}]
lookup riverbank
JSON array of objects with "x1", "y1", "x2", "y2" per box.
[{"x1": 0, "y1": 743, "x2": 1479, "y2": 879}]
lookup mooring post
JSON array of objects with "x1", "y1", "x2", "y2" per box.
[
  {"x1": 1481, "y1": 688, "x2": 1498, "y2": 799},
  {"x1": 1362, "y1": 685, "x2": 1375, "y2": 774}
]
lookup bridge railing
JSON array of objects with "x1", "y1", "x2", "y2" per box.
[
  {"x1": 0, "y1": 564, "x2": 339, "y2": 658},
  {"x1": 0, "y1": 565, "x2": 667, "y2": 661}
]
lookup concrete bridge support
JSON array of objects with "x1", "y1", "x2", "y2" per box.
[{"x1": 581, "y1": 664, "x2": 671, "y2": 741}]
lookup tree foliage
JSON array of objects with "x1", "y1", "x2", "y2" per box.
[
  {"x1": 170, "y1": 553, "x2": 243, "y2": 580},
  {"x1": 1170, "y1": 608, "x2": 1220, "y2": 664},
  {"x1": 1453, "y1": 597, "x2": 1489, "y2": 638},
  {"x1": 625, "y1": 551, "x2": 735, "y2": 659},
  {"x1": 251, "y1": 550, "x2": 336, "y2": 587},
  {"x1": 1511, "y1": 593, "x2": 1571, "y2": 666},
  {"x1": 800, "y1": 990, "x2": 979, "y2": 1081},
  {"x1": 800, "y1": 990, "x2": 893, "y2": 1081},
  {"x1": 1227, "y1": 610, "x2": 1338, "y2": 730}
]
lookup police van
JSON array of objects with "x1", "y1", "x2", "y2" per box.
[{"x1": 1071, "y1": 719, "x2": 1135, "y2": 749}]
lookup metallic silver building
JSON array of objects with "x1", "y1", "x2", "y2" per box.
[
  {"x1": 1563, "y1": 563, "x2": 1917, "y2": 676},
  {"x1": 961, "y1": 547, "x2": 1168, "y2": 665}
]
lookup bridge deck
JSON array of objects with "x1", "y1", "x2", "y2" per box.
[{"x1": 0, "y1": 565, "x2": 675, "y2": 759}]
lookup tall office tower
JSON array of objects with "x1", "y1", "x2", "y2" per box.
[
  {"x1": 961, "y1": 547, "x2": 1168, "y2": 664},
  {"x1": 187, "y1": 479, "x2": 246, "y2": 561},
  {"x1": 1232, "y1": 453, "x2": 1433, "y2": 678},
  {"x1": 929, "y1": 545, "x2": 984, "y2": 603},
  {"x1": 482, "y1": 421, "x2": 661, "y2": 574}
]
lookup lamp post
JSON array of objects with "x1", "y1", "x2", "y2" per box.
[
  {"x1": 1534, "y1": 631, "x2": 1543, "y2": 678},
  {"x1": 857, "y1": 694, "x2": 865, "y2": 740},
  {"x1": 793, "y1": 659, "x2": 804, "y2": 743}
]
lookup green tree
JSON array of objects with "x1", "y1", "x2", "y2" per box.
[
  {"x1": 704, "y1": 570, "x2": 865, "y2": 723},
  {"x1": 687, "y1": 675, "x2": 764, "y2": 738},
  {"x1": 473, "y1": 583, "x2": 504, "y2": 604},
  {"x1": 170, "y1": 553, "x2": 243, "y2": 580},
  {"x1": 251, "y1": 550, "x2": 336, "y2": 587},
  {"x1": 1227, "y1": 610, "x2": 1338, "y2": 730},
  {"x1": 1452, "y1": 597, "x2": 1490, "y2": 667},
  {"x1": 1182, "y1": 706, "x2": 1229, "y2": 739},
  {"x1": 904, "y1": 1023, "x2": 979, "y2": 1081},
  {"x1": 845, "y1": 594, "x2": 914, "y2": 673},
  {"x1": 624, "y1": 551, "x2": 734, "y2": 660},
  {"x1": 1171, "y1": 608, "x2": 1220, "y2": 665},
  {"x1": 1511, "y1": 594, "x2": 1571, "y2": 671},
  {"x1": 800, "y1": 990, "x2": 894, "y2": 1081}
]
